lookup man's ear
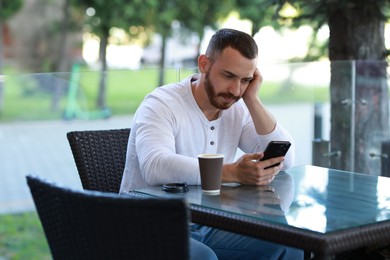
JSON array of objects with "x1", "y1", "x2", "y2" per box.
[{"x1": 198, "y1": 55, "x2": 209, "y2": 73}]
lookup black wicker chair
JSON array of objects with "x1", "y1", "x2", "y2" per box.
[
  {"x1": 66, "y1": 128, "x2": 130, "y2": 193},
  {"x1": 26, "y1": 175, "x2": 190, "y2": 260}
]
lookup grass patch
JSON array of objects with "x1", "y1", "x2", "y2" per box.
[
  {"x1": 0, "y1": 211, "x2": 50, "y2": 260},
  {"x1": 260, "y1": 81, "x2": 329, "y2": 104},
  {"x1": 0, "y1": 66, "x2": 329, "y2": 122}
]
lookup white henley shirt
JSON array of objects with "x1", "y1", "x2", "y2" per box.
[{"x1": 120, "y1": 74, "x2": 295, "y2": 192}]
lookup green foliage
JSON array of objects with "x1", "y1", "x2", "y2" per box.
[
  {"x1": 0, "y1": 0, "x2": 23, "y2": 21},
  {"x1": 78, "y1": 0, "x2": 147, "y2": 37},
  {"x1": 235, "y1": 0, "x2": 283, "y2": 36},
  {"x1": 177, "y1": 0, "x2": 234, "y2": 39},
  {"x1": 278, "y1": 0, "x2": 390, "y2": 61},
  {"x1": 233, "y1": 0, "x2": 390, "y2": 61},
  {"x1": 142, "y1": 0, "x2": 178, "y2": 37},
  {"x1": 278, "y1": 0, "x2": 390, "y2": 26}
]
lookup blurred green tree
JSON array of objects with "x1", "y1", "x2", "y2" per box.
[
  {"x1": 142, "y1": 0, "x2": 178, "y2": 86},
  {"x1": 77, "y1": 0, "x2": 148, "y2": 109},
  {"x1": 274, "y1": 0, "x2": 390, "y2": 175},
  {"x1": 235, "y1": 0, "x2": 282, "y2": 36},
  {"x1": 176, "y1": 0, "x2": 234, "y2": 57},
  {"x1": 0, "y1": 0, "x2": 23, "y2": 112},
  {"x1": 145, "y1": 0, "x2": 234, "y2": 85}
]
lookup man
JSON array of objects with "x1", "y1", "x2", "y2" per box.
[{"x1": 120, "y1": 28, "x2": 303, "y2": 259}]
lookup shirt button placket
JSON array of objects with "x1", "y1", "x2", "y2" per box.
[{"x1": 209, "y1": 125, "x2": 217, "y2": 153}]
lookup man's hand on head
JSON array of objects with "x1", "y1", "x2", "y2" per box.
[{"x1": 242, "y1": 68, "x2": 263, "y2": 103}]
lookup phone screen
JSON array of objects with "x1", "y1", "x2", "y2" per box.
[{"x1": 260, "y1": 141, "x2": 291, "y2": 169}]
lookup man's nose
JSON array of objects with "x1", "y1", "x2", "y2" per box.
[{"x1": 228, "y1": 80, "x2": 241, "y2": 96}]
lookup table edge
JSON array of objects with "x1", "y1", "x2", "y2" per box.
[{"x1": 190, "y1": 204, "x2": 390, "y2": 255}]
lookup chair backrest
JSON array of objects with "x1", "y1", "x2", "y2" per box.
[
  {"x1": 26, "y1": 175, "x2": 190, "y2": 260},
  {"x1": 66, "y1": 128, "x2": 130, "y2": 193}
]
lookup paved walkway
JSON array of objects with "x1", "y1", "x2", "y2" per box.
[
  {"x1": 0, "y1": 103, "x2": 315, "y2": 214},
  {"x1": 0, "y1": 116, "x2": 133, "y2": 214}
]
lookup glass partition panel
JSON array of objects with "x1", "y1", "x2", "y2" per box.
[
  {"x1": 261, "y1": 61, "x2": 331, "y2": 167},
  {"x1": 0, "y1": 60, "x2": 389, "y2": 214},
  {"x1": 335, "y1": 60, "x2": 389, "y2": 176},
  {"x1": 224, "y1": 61, "x2": 332, "y2": 167},
  {"x1": 1, "y1": 67, "x2": 189, "y2": 122}
]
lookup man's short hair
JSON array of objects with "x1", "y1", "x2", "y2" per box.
[{"x1": 205, "y1": 28, "x2": 258, "y2": 62}]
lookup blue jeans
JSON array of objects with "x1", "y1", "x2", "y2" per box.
[
  {"x1": 190, "y1": 238, "x2": 218, "y2": 260},
  {"x1": 191, "y1": 224, "x2": 304, "y2": 260}
]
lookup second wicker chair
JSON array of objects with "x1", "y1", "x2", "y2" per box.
[{"x1": 67, "y1": 128, "x2": 130, "y2": 193}]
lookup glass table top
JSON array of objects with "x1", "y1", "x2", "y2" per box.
[{"x1": 135, "y1": 165, "x2": 390, "y2": 234}]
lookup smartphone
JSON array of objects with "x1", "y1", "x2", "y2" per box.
[{"x1": 260, "y1": 141, "x2": 291, "y2": 169}]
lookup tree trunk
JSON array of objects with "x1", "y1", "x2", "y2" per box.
[
  {"x1": 51, "y1": 0, "x2": 69, "y2": 111},
  {"x1": 97, "y1": 28, "x2": 108, "y2": 109},
  {"x1": 328, "y1": 4, "x2": 389, "y2": 175},
  {"x1": 0, "y1": 0, "x2": 4, "y2": 113},
  {"x1": 251, "y1": 21, "x2": 260, "y2": 37},
  {"x1": 196, "y1": 30, "x2": 204, "y2": 58},
  {"x1": 158, "y1": 34, "x2": 167, "y2": 87}
]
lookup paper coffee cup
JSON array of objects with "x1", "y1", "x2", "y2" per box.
[{"x1": 198, "y1": 154, "x2": 224, "y2": 195}]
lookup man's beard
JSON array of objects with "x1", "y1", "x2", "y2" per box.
[{"x1": 204, "y1": 70, "x2": 240, "y2": 110}]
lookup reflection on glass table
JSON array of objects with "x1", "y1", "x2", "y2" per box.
[
  {"x1": 210, "y1": 172, "x2": 294, "y2": 224},
  {"x1": 135, "y1": 171, "x2": 294, "y2": 224},
  {"x1": 134, "y1": 165, "x2": 390, "y2": 234},
  {"x1": 286, "y1": 165, "x2": 390, "y2": 233},
  {"x1": 133, "y1": 165, "x2": 390, "y2": 259}
]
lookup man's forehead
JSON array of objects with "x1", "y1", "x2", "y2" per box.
[
  {"x1": 221, "y1": 69, "x2": 254, "y2": 80},
  {"x1": 212, "y1": 49, "x2": 257, "y2": 77}
]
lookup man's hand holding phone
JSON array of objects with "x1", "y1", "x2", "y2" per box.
[
  {"x1": 260, "y1": 141, "x2": 291, "y2": 169},
  {"x1": 224, "y1": 141, "x2": 290, "y2": 186}
]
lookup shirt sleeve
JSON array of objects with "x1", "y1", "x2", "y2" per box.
[
  {"x1": 134, "y1": 94, "x2": 201, "y2": 186},
  {"x1": 237, "y1": 105, "x2": 295, "y2": 170}
]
